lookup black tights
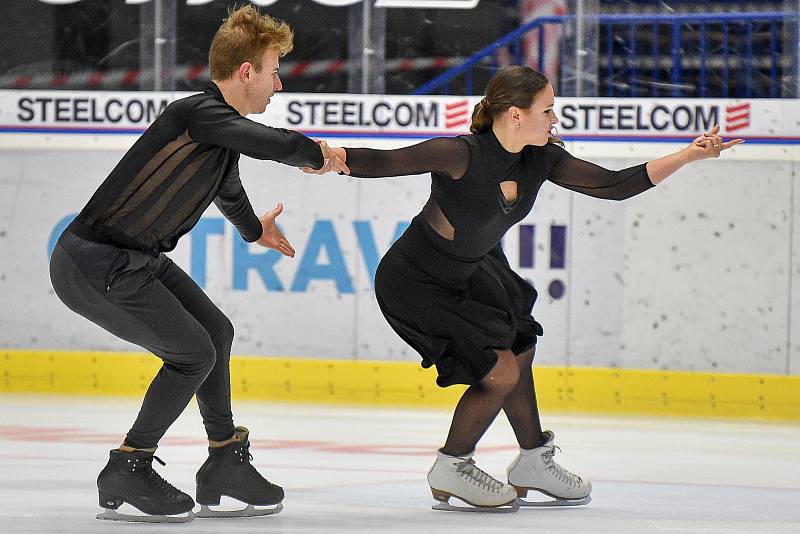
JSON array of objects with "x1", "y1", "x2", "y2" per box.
[
  {"x1": 441, "y1": 348, "x2": 544, "y2": 457},
  {"x1": 50, "y1": 232, "x2": 237, "y2": 449}
]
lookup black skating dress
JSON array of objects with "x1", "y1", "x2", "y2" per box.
[{"x1": 346, "y1": 131, "x2": 653, "y2": 387}]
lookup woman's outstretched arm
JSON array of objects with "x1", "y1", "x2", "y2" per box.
[
  {"x1": 547, "y1": 125, "x2": 743, "y2": 200},
  {"x1": 303, "y1": 137, "x2": 470, "y2": 180}
]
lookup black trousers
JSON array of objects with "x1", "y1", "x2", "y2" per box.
[{"x1": 49, "y1": 230, "x2": 236, "y2": 449}]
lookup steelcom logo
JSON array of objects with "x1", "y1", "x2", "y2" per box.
[
  {"x1": 285, "y1": 98, "x2": 473, "y2": 132},
  {"x1": 286, "y1": 99, "x2": 440, "y2": 129},
  {"x1": 558, "y1": 102, "x2": 724, "y2": 133},
  {"x1": 16, "y1": 95, "x2": 170, "y2": 125}
]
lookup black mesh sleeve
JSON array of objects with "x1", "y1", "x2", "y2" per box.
[
  {"x1": 543, "y1": 143, "x2": 654, "y2": 201},
  {"x1": 345, "y1": 137, "x2": 470, "y2": 180}
]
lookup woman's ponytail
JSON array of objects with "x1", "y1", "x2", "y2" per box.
[{"x1": 470, "y1": 98, "x2": 493, "y2": 134}]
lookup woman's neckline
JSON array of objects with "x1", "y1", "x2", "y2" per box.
[{"x1": 487, "y1": 128, "x2": 524, "y2": 158}]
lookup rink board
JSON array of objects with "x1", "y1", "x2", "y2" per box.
[
  {"x1": 1, "y1": 91, "x2": 799, "y2": 419},
  {"x1": 2, "y1": 349, "x2": 799, "y2": 421}
]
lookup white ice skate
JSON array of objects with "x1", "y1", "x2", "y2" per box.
[
  {"x1": 427, "y1": 450, "x2": 519, "y2": 512},
  {"x1": 507, "y1": 430, "x2": 592, "y2": 507}
]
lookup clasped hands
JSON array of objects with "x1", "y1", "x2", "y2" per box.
[{"x1": 300, "y1": 140, "x2": 350, "y2": 175}]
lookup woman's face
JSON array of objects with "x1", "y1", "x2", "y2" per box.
[{"x1": 518, "y1": 83, "x2": 559, "y2": 146}]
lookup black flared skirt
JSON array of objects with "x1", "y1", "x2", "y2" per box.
[{"x1": 374, "y1": 218, "x2": 543, "y2": 387}]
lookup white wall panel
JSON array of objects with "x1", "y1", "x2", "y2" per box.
[
  {"x1": 351, "y1": 173, "x2": 430, "y2": 361},
  {"x1": 789, "y1": 155, "x2": 800, "y2": 375},
  {"x1": 2, "y1": 150, "x2": 128, "y2": 350},
  {"x1": 2, "y1": 92, "x2": 798, "y2": 376},
  {"x1": 565, "y1": 156, "x2": 632, "y2": 368},
  {"x1": 621, "y1": 160, "x2": 793, "y2": 373}
]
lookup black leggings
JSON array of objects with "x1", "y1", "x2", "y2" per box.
[{"x1": 49, "y1": 230, "x2": 236, "y2": 449}]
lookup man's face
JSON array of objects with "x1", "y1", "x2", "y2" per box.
[{"x1": 245, "y1": 47, "x2": 283, "y2": 115}]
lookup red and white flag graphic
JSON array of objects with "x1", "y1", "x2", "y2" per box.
[
  {"x1": 725, "y1": 102, "x2": 751, "y2": 132},
  {"x1": 445, "y1": 99, "x2": 470, "y2": 129}
]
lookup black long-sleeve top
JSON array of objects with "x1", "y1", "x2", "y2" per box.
[
  {"x1": 346, "y1": 130, "x2": 654, "y2": 260},
  {"x1": 71, "y1": 83, "x2": 324, "y2": 255}
]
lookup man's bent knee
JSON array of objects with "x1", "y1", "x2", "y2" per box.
[{"x1": 168, "y1": 336, "x2": 217, "y2": 381}]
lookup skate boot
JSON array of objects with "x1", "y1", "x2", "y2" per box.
[
  {"x1": 427, "y1": 450, "x2": 519, "y2": 512},
  {"x1": 195, "y1": 426, "x2": 284, "y2": 518},
  {"x1": 96, "y1": 449, "x2": 195, "y2": 523},
  {"x1": 507, "y1": 430, "x2": 592, "y2": 507}
]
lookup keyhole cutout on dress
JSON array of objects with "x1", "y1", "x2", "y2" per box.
[{"x1": 499, "y1": 180, "x2": 518, "y2": 205}]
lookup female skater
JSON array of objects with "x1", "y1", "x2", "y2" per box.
[{"x1": 307, "y1": 66, "x2": 742, "y2": 511}]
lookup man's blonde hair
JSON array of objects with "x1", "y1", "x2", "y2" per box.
[{"x1": 209, "y1": 4, "x2": 294, "y2": 81}]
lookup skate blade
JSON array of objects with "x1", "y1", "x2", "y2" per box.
[
  {"x1": 432, "y1": 501, "x2": 518, "y2": 513},
  {"x1": 431, "y1": 493, "x2": 518, "y2": 513},
  {"x1": 96, "y1": 508, "x2": 194, "y2": 523},
  {"x1": 195, "y1": 502, "x2": 283, "y2": 518},
  {"x1": 517, "y1": 495, "x2": 591, "y2": 507}
]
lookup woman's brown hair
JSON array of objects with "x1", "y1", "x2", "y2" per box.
[{"x1": 470, "y1": 66, "x2": 562, "y2": 145}]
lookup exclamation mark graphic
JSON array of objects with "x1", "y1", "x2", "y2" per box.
[
  {"x1": 549, "y1": 225, "x2": 566, "y2": 299},
  {"x1": 519, "y1": 225, "x2": 535, "y2": 268}
]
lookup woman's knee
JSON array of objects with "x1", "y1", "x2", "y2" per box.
[
  {"x1": 516, "y1": 347, "x2": 535, "y2": 369},
  {"x1": 481, "y1": 350, "x2": 520, "y2": 394}
]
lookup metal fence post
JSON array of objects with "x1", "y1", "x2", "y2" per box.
[
  {"x1": 670, "y1": 21, "x2": 682, "y2": 97},
  {"x1": 139, "y1": 0, "x2": 176, "y2": 92}
]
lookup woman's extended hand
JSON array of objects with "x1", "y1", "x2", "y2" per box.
[{"x1": 686, "y1": 124, "x2": 744, "y2": 160}]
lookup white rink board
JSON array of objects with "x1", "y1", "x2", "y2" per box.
[{"x1": 0, "y1": 91, "x2": 798, "y2": 375}]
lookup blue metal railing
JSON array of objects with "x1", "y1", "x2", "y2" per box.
[{"x1": 413, "y1": 11, "x2": 799, "y2": 98}]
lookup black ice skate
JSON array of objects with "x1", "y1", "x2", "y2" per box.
[
  {"x1": 96, "y1": 449, "x2": 195, "y2": 523},
  {"x1": 195, "y1": 426, "x2": 284, "y2": 518}
]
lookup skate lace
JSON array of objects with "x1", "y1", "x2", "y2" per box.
[
  {"x1": 542, "y1": 446, "x2": 583, "y2": 488},
  {"x1": 234, "y1": 441, "x2": 254, "y2": 464},
  {"x1": 455, "y1": 459, "x2": 505, "y2": 494},
  {"x1": 133, "y1": 455, "x2": 184, "y2": 498}
]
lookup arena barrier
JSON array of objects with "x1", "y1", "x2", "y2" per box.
[{"x1": 1, "y1": 90, "x2": 798, "y2": 419}]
